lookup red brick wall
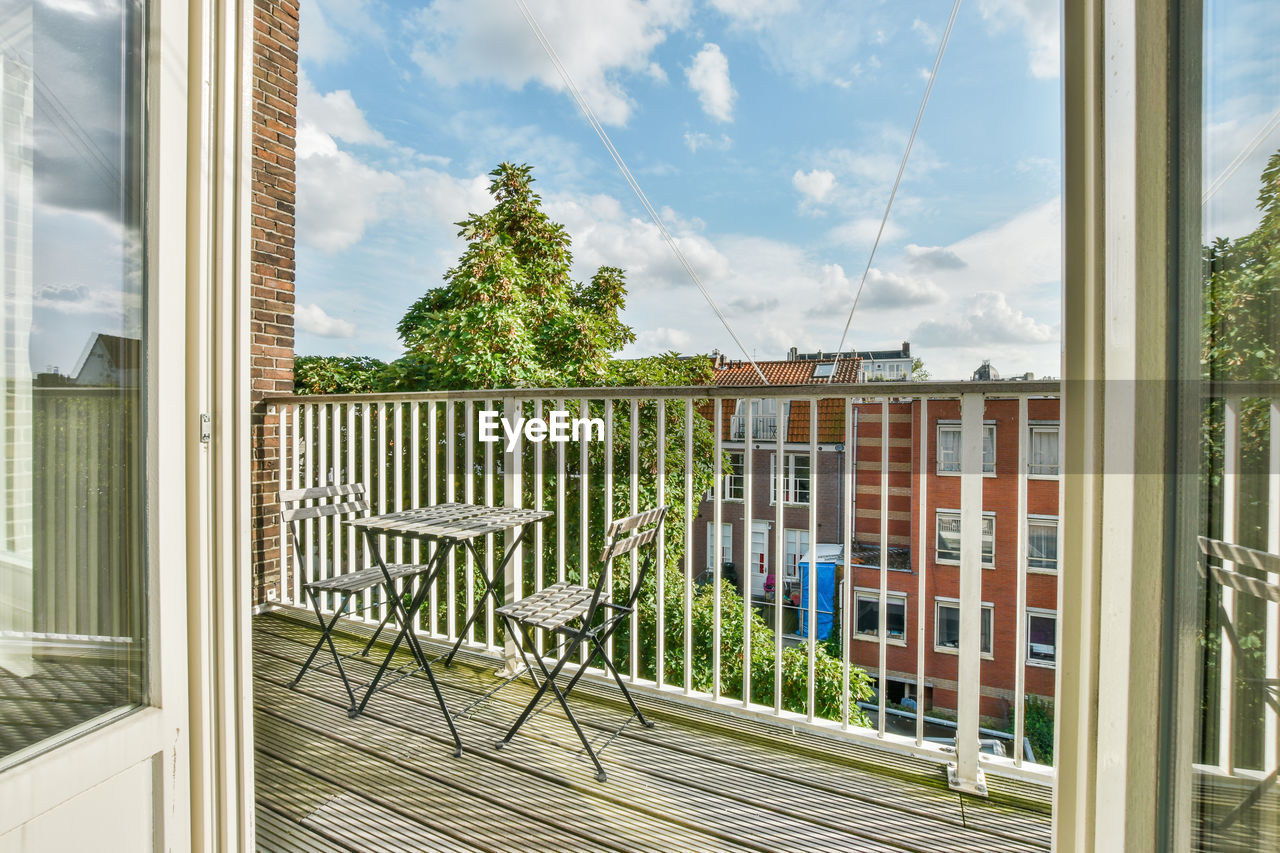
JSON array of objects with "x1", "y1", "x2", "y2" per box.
[{"x1": 250, "y1": 0, "x2": 299, "y2": 603}]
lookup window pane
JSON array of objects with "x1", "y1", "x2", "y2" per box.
[
  {"x1": 0, "y1": 0, "x2": 147, "y2": 765},
  {"x1": 936, "y1": 604, "x2": 959, "y2": 648},
  {"x1": 856, "y1": 597, "x2": 878, "y2": 635},
  {"x1": 886, "y1": 600, "x2": 906, "y2": 639},
  {"x1": 1028, "y1": 613, "x2": 1056, "y2": 664},
  {"x1": 937, "y1": 513, "x2": 961, "y2": 562},
  {"x1": 938, "y1": 426, "x2": 960, "y2": 471},
  {"x1": 1028, "y1": 520, "x2": 1058, "y2": 570},
  {"x1": 1029, "y1": 427, "x2": 1059, "y2": 475},
  {"x1": 982, "y1": 425, "x2": 996, "y2": 473}
]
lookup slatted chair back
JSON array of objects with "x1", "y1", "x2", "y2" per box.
[
  {"x1": 280, "y1": 484, "x2": 369, "y2": 579},
  {"x1": 1198, "y1": 535, "x2": 1280, "y2": 603},
  {"x1": 590, "y1": 506, "x2": 667, "y2": 616}
]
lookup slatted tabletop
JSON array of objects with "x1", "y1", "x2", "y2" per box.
[
  {"x1": 254, "y1": 611, "x2": 1053, "y2": 853},
  {"x1": 348, "y1": 503, "x2": 554, "y2": 541}
]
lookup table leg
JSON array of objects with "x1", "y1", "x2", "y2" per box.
[{"x1": 442, "y1": 523, "x2": 536, "y2": 667}]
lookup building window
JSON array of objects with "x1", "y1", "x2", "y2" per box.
[
  {"x1": 706, "y1": 522, "x2": 732, "y2": 570},
  {"x1": 855, "y1": 591, "x2": 907, "y2": 642},
  {"x1": 1028, "y1": 424, "x2": 1060, "y2": 477},
  {"x1": 937, "y1": 422, "x2": 996, "y2": 474},
  {"x1": 935, "y1": 599, "x2": 993, "y2": 655},
  {"x1": 784, "y1": 528, "x2": 809, "y2": 580},
  {"x1": 935, "y1": 510, "x2": 995, "y2": 567},
  {"x1": 1027, "y1": 610, "x2": 1057, "y2": 667},
  {"x1": 731, "y1": 398, "x2": 779, "y2": 441},
  {"x1": 1027, "y1": 516, "x2": 1058, "y2": 572},
  {"x1": 724, "y1": 451, "x2": 744, "y2": 500},
  {"x1": 770, "y1": 453, "x2": 810, "y2": 504}
]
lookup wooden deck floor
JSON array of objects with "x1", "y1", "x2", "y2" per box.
[{"x1": 253, "y1": 611, "x2": 1052, "y2": 853}]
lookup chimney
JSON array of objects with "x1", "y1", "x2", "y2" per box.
[
  {"x1": 902, "y1": 341, "x2": 910, "y2": 357},
  {"x1": 787, "y1": 346, "x2": 798, "y2": 361}
]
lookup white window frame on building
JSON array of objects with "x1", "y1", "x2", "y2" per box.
[
  {"x1": 934, "y1": 597, "x2": 994, "y2": 657},
  {"x1": 784, "y1": 528, "x2": 809, "y2": 580},
  {"x1": 1027, "y1": 515, "x2": 1059, "y2": 573},
  {"x1": 1027, "y1": 422, "x2": 1061, "y2": 478},
  {"x1": 706, "y1": 522, "x2": 732, "y2": 570},
  {"x1": 731, "y1": 398, "x2": 780, "y2": 441},
  {"x1": 935, "y1": 509, "x2": 996, "y2": 567},
  {"x1": 854, "y1": 589, "x2": 908, "y2": 644},
  {"x1": 770, "y1": 452, "x2": 810, "y2": 505},
  {"x1": 724, "y1": 451, "x2": 744, "y2": 501},
  {"x1": 937, "y1": 421, "x2": 996, "y2": 475},
  {"x1": 1026, "y1": 608, "x2": 1057, "y2": 668}
]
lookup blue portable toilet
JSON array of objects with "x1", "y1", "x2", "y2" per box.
[{"x1": 797, "y1": 544, "x2": 842, "y2": 640}]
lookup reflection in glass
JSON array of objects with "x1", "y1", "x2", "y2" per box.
[
  {"x1": 0, "y1": 0, "x2": 146, "y2": 767},
  {"x1": 1186, "y1": 0, "x2": 1280, "y2": 846}
]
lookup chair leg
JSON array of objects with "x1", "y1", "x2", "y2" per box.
[
  {"x1": 297, "y1": 592, "x2": 360, "y2": 713},
  {"x1": 542, "y1": 661, "x2": 608, "y2": 782},
  {"x1": 591, "y1": 635, "x2": 653, "y2": 728},
  {"x1": 495, "y1": 619, "x2": 582, "y2": 749},
  {"x1": 359, "y1": 598, "x2": 398, "y2": 657}
]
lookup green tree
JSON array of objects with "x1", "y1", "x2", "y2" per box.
[{"x1": 294, "y1": 355, "x2": 389, "y2": 394}]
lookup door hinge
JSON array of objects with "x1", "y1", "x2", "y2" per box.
[{"x1": 200, "y1": 412, "x2": 212, "y2": 444}]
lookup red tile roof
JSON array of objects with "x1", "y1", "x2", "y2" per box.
[{"x1": 712, "y1": 357, "x2": 860, "y2": 386}]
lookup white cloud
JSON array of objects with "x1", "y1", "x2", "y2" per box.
[
  {"x1": 634, "y1": 327, "x2": 692, "y2": 352},
  {"x1": 299, "y1": 73, "x2": 388, "y2": 146},
  {"x1": 685, "y1": 43, "x2": 736, "y2": 122},
  {"x1": 409, "y1": 0, "x2": 691, "y2": 126},
  {"x1": 683, "y1": 131, "x2": 733, "y2": 153},
  {"x1": 792, "y1": 168, "x2": 836, "y2": 204},
  {"x1": 808, "y1": 265, "x2": 945, "y2": 315},
  {"x1": 303, "y1": 0, "x2": 384, "y2": 65},
  {"x1": 978, "y1": 0, "x2": 1059, "y2": 79},
  {"x1": 904, "y1": 244, "x2": 966, "y2": 271},
  {"x1": 913, "y1": 291, "x2": 1055, "y2": 345},
  {"x1": 707, "y1": 0, "x2": 798, "y2": 28},
  {"x1": 296, "y1": 125, "x2": 404, "y2": 253},
  {"x1": 911, "y1": 18, "x2": 937, "y2": 46},
  {"x1": 35, "y1": 283, "x2": 138, "y2": 316},
  {"x1": 827, "y1": 216, "x2": 905, "y2": 247},
  {"x1": 296, "y1": 303, "x2": 357, "y2": 338}
]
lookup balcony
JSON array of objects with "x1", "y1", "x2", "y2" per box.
[
  {"x1": 258, "y1": 380, "x2": 1062, "y2": 849},
  {"x1": 253, "y1": 610, "x2": 1052, "y2": 851},
  {"x1": 730, "y1": 414, "x2": 779, "y2": 442}
]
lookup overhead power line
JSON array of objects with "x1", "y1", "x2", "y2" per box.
[
  {"x1": 831, "y1": 0, "x2": 963, "y2": 381},
  {"x1": 512, "y1": 0, "x2": 769, "y2": 384},
  {"x1": 1202, "y1": 106, "x2": 1280, "y2": 208}
]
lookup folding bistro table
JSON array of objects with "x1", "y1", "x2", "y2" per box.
[{"x1": 346, "y1": 503, "x2": 552, "y2": 755}]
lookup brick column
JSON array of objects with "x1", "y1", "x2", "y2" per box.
[{"x1": 250, "y1": 0, "x2": 298, "y2": 603}]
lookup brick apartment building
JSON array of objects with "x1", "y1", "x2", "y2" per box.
[{"x1": 693, "y1": 358, "x2": 1060, "y2": 724}]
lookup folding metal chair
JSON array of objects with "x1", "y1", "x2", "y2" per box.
[
  {"x1": 495, "y1": 506, "x2": 667, "y2": 781},
  {"x1": 281, "y1": 484, "x2": 434, "y2": 716}
]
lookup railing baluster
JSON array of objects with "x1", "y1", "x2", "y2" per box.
[
  {"x1": 410, "y1": 402, "x2": 421, "y2": 626},
  {"x1": 362, "y1": 403, "x2": 376, "y2": 625},
  {"x1": 774, "y1": 397, "x2": 785, "y2": 715},
  {"x1": 877, "y1": 397, "x2": 888, "y2": 735},
  {"x1": 953, "y1": 391, "x2": 986, "y2": 794},
  {"x1": 604, "y1": 398, "x2": 614, "y2": 664},
  {"x1": 377, "y1": 404, "x2": 388, "y2": 617},
  {"x1": 808, "y1": 398, "x2": 819, "y2": 722},
  {"x1": 581, "y1": 397, "x2": 590, "y2": 665},
  {"x1": 629, "y1": 397, "x2": 639, "y2": 682},
  {"x1": 1219, "y1": 396, "x2": 1240, "y2": 773},
  {"x1": 288, "y1": 404, "x2": 300, "y2": 606},
  {"x1": 446, "y1": 401, "x2": 457, "y2": 639},
  {"x1": 318, "y1": 404, "x2": 330, "y2": 608},
  {"x1": 742, "y1": 397, "x2": 753, "y2": 707},
  {"x1": 534, "y1": 399, "x2": 545, "y2": 658},
  {"x1": 427, "y1": 401, "x2": 438, "y2": 636},
  {"x1": 484, "y1": 398, "x2": 495, "y2": 648},
  {"x1": 344, "y1": 404, "x2": 356, "y2": 613},
  {"x1": 331, "y1": 404, "x2": 341, "y2": 597},
  {"x1": 656, "y1": 398, "x2": 666, "y2": 690},
  {"x1": 1014, "y1": 396, "x2": 1029, "y2": 766},
  {"x1": 303, "y1": 404, "x2": 315, "y2": 609},
  {"x1": 684, "y1": 398, "x2": 694, "y2": 695},
  {"x1": 502, "y1": 396, "x2": 523, "y2": 669},
  {"x1": 1268, "y1": 399, "x2": 1279, "y2": 773},
  {"x1": 915, "y1": 398, "x2": 928, "y2": 746},
  {"x1": 713, "y1": 397, "x2": 723, "y2": 700},
  {"x1": 464, "y1": 399, "x2": 476, "y2": 644},
  {"x1": 842, "y1": 397, "x2": 853, "y2": 730}
]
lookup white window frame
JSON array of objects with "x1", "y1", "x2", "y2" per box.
[
  {"x1": 934, "y1": 598, "x2": 994, "y2": 658},
  {"x1": 783, "y1": 528, "x2": 809, "y2": 580},
  {"x1": 1028, "y1": 423, "x2": 1061, "y2": 478},
  {"x1": 706, "y1": 522, "x2": 732, "y2": 570},
  {"x1": 935, "y1": 509, "x2": 996, "y2": 568},
  {"x1": 1027, "y1": 515, "x2": 1059, "y2": 573},
  {"x1": 724, "y1": 451, "x2": 744, "y2": 501},
  {"x1": 936, "y1": 421, "x2": 997, "y2": 476},
  {"x1": 854, "y1": 588, "x2": 908, "y2": 645},
  {"x1": 1026, "y1": 608, "x2": 1057, "y2": 668},
  {"x1": 770, "y1": 452, "x2": 810, "y2": 505}
]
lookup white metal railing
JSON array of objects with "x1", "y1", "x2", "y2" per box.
[
  {"x1": 267, "y1": 380, "x2": 1061, "y2": 788},
  {"x1": 730, "y1": 413, "x2": 778, "y2": 441}
]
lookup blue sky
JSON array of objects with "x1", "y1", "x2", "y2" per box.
[{"x1": 288, "y1": 0, "x2": 1265, "y2": 381}]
